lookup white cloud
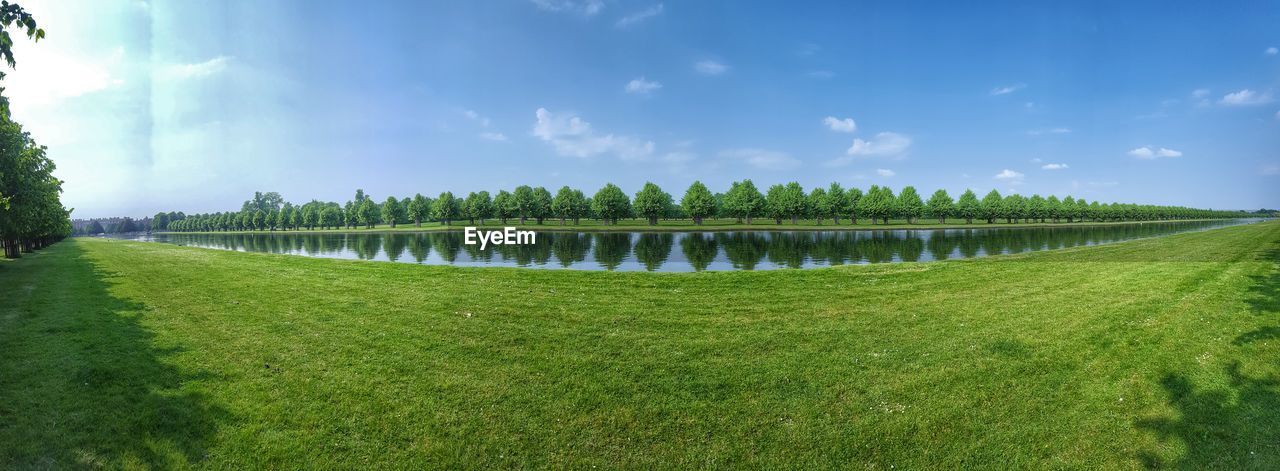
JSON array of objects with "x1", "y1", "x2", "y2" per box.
[
  {"x1": 822, "y1": 116, "x2": 856, "y2": 133},
  {"x1": 846, "y1": 131, "x2": 911, "y2": 156},
  {"x1": 7, "y1": 46, "x2": 127, "y2": 106},
  {"x1": 462, "y1": 109, "x2": 491, "y2": 127},
  {"x1": 994, "y1": 169, "x2": 1025, "y2": 180},
  {"x1": 616, "y1": 4, "x2": 663, "y2": 27},
  {"x1": 1261, "y1": 164, "x2": 1280, "y2": 176},
  {"x1": 478, "y1": 132, "x2": 508, "y2": 141},
  {"x1": 1219, "y1": 89, "x2": 1274, "y2": 106},
  {"x1": 694, "y1": 60, "x2": 728, "y2": 76},
  {"x1": 1041, "y1": 163, "x2": 1069, "y2": 170},
  {"x1": 990, "y1": 83, "x2": 1026, "y2": 95},
  {"x1": 158, "y1": 55, "x2": 231, "y2": 81},
  {"x1": 532, "y1": 108, "x2": 654, "y2": 160},
  {"x1": 718, "y1": 148, "x2": 800, "y2": 170},
  {"x1": 624, "y1": 77, "x2": 662, "y2": 94},
  {"x1": 1191, "y1": 88, "x2": 1211, "y2": 99},
  {"x1": 1027, "y1": 127, "x2": 1071, "y2": 136},
  {"x1": 1128, "y1": 146, "x2": 1181, "y2": 159},
  {"x1": 876, "y1": 168, "x2": 895, "y2": 177},
  {"x1": 1266, "y1": 47, "x2": 1278, "y2": 56},
  {"x1": 805, "y1": 70, "x2": 835, "y2": 79},
  {"x1": 530, "y1": 0, "x2": 603, "y2": 15}
]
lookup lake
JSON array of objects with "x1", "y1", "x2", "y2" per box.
[{"x1": 114, "y1": 219, "x2": 1264, "y2": 271}]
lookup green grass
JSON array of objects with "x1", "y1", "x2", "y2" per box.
[
  {"x1": 158, "y1": 217, "x2": 1241, "y2": 235},
  {"x1": 3, "y1": 221, "x2": 1278, "y2": 468}
]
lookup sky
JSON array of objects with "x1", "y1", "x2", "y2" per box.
[{"x1": 6, "y1": 0, "x2": 1279, "y2": 218}]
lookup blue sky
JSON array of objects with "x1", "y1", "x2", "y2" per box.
[{"x1": 8, "y1": 0, "x2": 1279, "y2": 218}]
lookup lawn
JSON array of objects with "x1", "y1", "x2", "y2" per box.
[{"x1": 2, "y1": 221, "x2": 1277, "y2": 468}]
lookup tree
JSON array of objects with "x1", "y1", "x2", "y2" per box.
[
  {"x1": 980, "y1": 190, "x2": 1003, "y2": 224},
  {"x1": 592, "y1": 183, "x2": 631, "y2": 224},
  {"x1": 0, "y1": 1, "x2": 45, "y2": 118},
  {"x1": 807, "y1": 187, "x2": 830, "y2": 224},
  {"x1": 552, "y1": 186, "x2": 586, "y2": 225},
  {"x1": 724, "y1": 179, "x2": 765, "y2": 224},
  {"x1": 381, "y1": 196, "x2": 404, "y2": 228},
  {"x1": 680, "y1": 181, "x2": 716, "y2": 225},
  {"x1": 434, "y1": 191, "x2": 459, "y2": 225},
  {"x1": 1060, "y1": 196, "x2": 1075, "y2": 222},
  {"x1": 357, "y1": 198, "x2": 378, "y2": 228},
  {"x1": 827, "y1": 182, "x2": 850, "y2": 225},
  {"x1": 1003, "y1": 194, "x2": 1026, "y2": 223},
  {"x1": 1027, "y1": 194, "x2": 1047, "y2": 223},
  {"x1": 1045, "y1": 195, "x2": 1062, "y2": 223},
  {"x1": 493, "y1": 190, "x2": 515, "y2": 224},
  {"x1": 955, "y1": 189, "x2": 979, "y2": 224},
  {"x1": 513, "y1": 185, "x2": 535, "y2": 224},
  {"x1": 897, "y1": 186, "x2": 925, "y2": 224},
  {"x1": 407, "y1": 193, "x2": 430, "y2": 226},
  {"x1": 531, "y1": 187, "x2": 553, "y2": 224},
  {"x1": 152, "y1": 212, "x2": 169, "y2": 231},
  {"x1": 633, "y1": 182, "x2": 672, "y2": 225},
  {"x1": 464, "y1": 191, "x2": 493, "y2": 224},
  {"x1": 252, "y1": 210, "x2": 265, "y2": 230},
  {"x1": 847, "y1": 187, "x2": 863, "y2": 224},
  {"x1": 926, "y1": 189, "x2": 955, "y2": 223}
]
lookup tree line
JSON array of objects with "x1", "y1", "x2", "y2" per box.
[
  {"x1": 0, "y1": 5, "x2": 69, "y2": 258},
  {"x1": 156, "y1": 181, "x2": 1249, "y2": 233}
]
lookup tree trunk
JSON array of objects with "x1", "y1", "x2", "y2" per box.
[
  {"x1": 833, "y1": 215, "x2": 841, "y2": 225},
  {"x1": 791, "y1": 215, "x2": 798, "y2": 224},
  {"x1": 694, "y1": 216, "x2": 702, "y2": 225}
]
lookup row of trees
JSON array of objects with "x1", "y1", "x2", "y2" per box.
[
  {"x1": 0, "y1": 5, "x2": 69, "y2": 258},
  {"x1": 157, "y1": 182, "x2": 1249, "y2": 233}
]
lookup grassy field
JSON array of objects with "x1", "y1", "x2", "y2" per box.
[
  {"x1": 156, "y1": 217, "x2": 1242, "y2": 235},
  {"x1": 2, "y1": 221, "x2": 1278, "y2": 468}
]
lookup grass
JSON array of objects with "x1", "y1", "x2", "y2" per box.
[
  {"x1": 3, "y1": 221, "x2": 1278, "y2": 468},
  {"x1": 155, "y1": 217, "x2": 1243, "y2": 235}
]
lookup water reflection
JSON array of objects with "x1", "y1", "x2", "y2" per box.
[{"x1": 123, "y1": 219, "x2": 1263, "y2": 272}]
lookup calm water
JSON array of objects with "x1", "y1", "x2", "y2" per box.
[{"x1": 116, "y1": 219, "x2": 1264, "y2": 272}]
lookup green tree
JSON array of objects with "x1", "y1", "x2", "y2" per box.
[
  {"x1": 1004, "y1": 194, "x2": 1026, "y2": 223},
  {"x1": 680, "y1": 181, "x2": 717, "y2": 225},
  {"x1": 1027, "y1": 194, "x2": 1047, "y2": 223},
  {"x1": 897, "y1": 186, "x2": 925, "y2": 224},
  {"x1": 592, "y1": 183, "x2": 631, "y2": 224},
  {"x1": 407, "y1": 193, "x2": 430, "y2": 226},
  {"x1": 955, "y1": 189, "x2": 979, "y2": 224},
  {"x1": 847, "y1": 187, "x2": 863, "y2": 224},
  {"x1": 926, "y1": 189, "x2": 955, "y2": 223},
  {"x1": 808, "y1": 187, "x2": 830, "y2": 224},
  {"x1": 724, "y1": 179, "x2": 765, "y2": 224},
  {"x1": 493, "y1": 190, "x2": 515, "y2": 224},
  {"x1": 0, "y1": 1, "x2": 44, "y2": 118},
  {"x1": 381, "y1": 196, "x2": 404, "y2": 228},
  {"x1": 1045, "y1": 195, "x2": 1062, "y2": 223},
  {"x1": 357, "y1": 198, "x2": 378, "y2": 228},
  {"x1": 513, "y1": 185, "x2": 535, "y2": 224},
  {"x1": 551, "y1": 186, "x2": 585, "y2": 225},
  {"x1": 633, "y1": 182, "x2": 673, "y2": 225},
  {"x1": 531, "y1": 187, "x2": 553, "y2": 224},
  {"x1": 980, "y1": 190, "x2": 1003, "y2": 224},
  {"x1": 433, "y1": 191, "x2": 459, "y2": 225},
  {"x1": 1060, "y1": 196, "x2": 1076, "y2": 222},
  {"x1": 827, "y1": 182, "x2": 850, "y2": 225}
]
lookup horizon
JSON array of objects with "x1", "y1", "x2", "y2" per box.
[{"x1": 7, "y1": 0, "x2": 1280, "y2": 219}]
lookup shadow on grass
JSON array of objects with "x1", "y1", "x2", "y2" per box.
[
  {"x1": 0, "y1": 242, "x2": 226, "y2": 468},
  {"x1": 1135, "y1": 242, "x2": 1280, "y2": 469}
]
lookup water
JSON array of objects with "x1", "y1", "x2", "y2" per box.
[{"x1": 118, "y1": 219, "x2": 1263, "y2": 272}]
